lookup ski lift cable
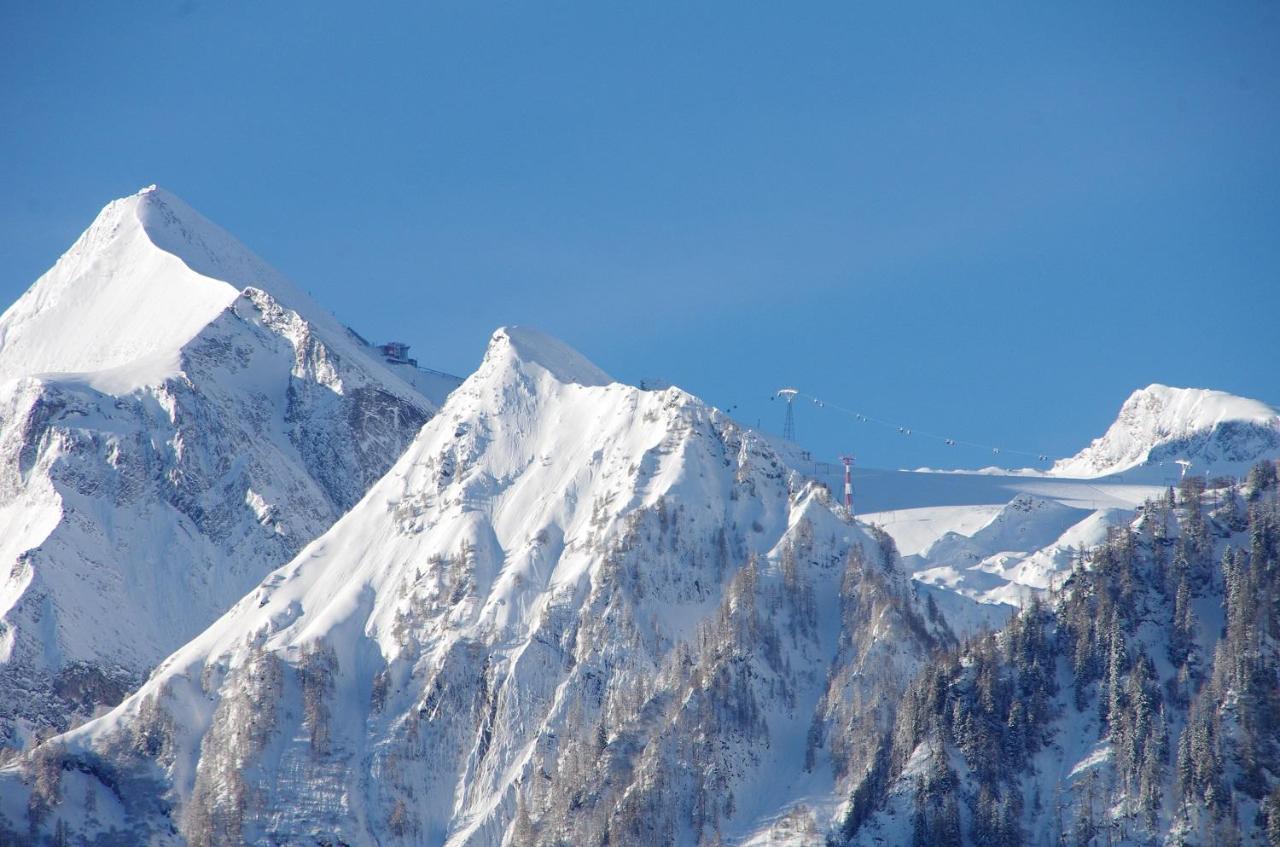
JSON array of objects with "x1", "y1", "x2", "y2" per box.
[{"x1": 786, "y1": 389, "x2": 1059, "y2": 462}]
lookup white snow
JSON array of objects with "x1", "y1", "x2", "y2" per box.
[{"x1": 859, "y1": 504, "x2": 1004, "y2": 557}]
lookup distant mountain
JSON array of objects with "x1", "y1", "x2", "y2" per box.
[
  {"x1": 1051, "y1": 384, "x2": 1280, "y2": 479},
  {"x1": 0, "y1": 187, "x2": 442, "y2": 752},
  {"x1": 0, "y1": 327, "x2": 950, "y2": 845}
]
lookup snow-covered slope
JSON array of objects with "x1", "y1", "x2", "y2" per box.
[
  {"x1": 906, "y1": 495, "x2": 1106, "y2": 633},
  {"x1": 0, "y1": 327, "x2": 950, "y2": 846},
  {"x1": 2, "y1": 187, "x2": 330, "y2": 391},
  {"x1": 1051, "y1": 384, "x2": 1280, "y2": 479},
  {"x1": 0, "y1": 188, "x2": 439, "y2": 751}
]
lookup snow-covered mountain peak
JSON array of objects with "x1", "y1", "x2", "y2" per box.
[
  {"x1": 1050, "y1": 383, "x2": 1280, "y2": 478},
  {"x1": 479, "y1": 326, "x2": 613, "y2": 389},
  {"x1": 0, "y1": 186, "x2": 344, "y2": 392},
  {"x1": 0, "y1": 188, "x2": 439, "y2": 751},
  {"x1": 131, "y1": 186, "x2": 314, "y2": 308},
  {"x1": 1128, "y1": 383, "x2": 1275, "y2": 426}
]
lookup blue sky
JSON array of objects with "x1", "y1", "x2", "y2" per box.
[{"x1": 2, "y1": 2, "x2": 1278, "y2": 469}]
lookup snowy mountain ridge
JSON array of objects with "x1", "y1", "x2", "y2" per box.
[
  {"x1": 0, "y1": 326, "x2": 952, "y2": 845},
  {"x1": 1050, "y1": 384, "x2": 1280, "y2": 479},
  {"x1": 0, "y1": 187, "x2": 1276, "y2": 845},
  {"x1": 870, "y1": 384, "x2": 1280, "y2": 631}
]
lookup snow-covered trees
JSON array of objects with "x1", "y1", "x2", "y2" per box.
[
  {"x1": 184, "y1": 645, "x2": 284, "y2": 847},
  {"x1": 1176, "y1": 478, "x2": 1280, "y2": 835},
  {"x1": 846, "y1": 462, "x2": 1280, "y2": 846},
  {"x1": 911, "y1": 748, "x2": 961, "y2": 847}
]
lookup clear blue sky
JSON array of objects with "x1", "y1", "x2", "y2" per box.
[{"x1": 2, "y1": 2, "x2": 1278, "y2": 469}]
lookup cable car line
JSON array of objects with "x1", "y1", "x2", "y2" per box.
[{"x1": 780, "y1": 388, "x2": 1062, "y2": 465}]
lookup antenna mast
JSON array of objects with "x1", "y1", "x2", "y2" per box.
[{"x1": 840, "y1": 455, "x2": 855, "y2": 515}]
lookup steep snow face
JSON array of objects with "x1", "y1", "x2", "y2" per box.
[
  {"x1": 0, "y1": 187, "x2": 320, "y2": 391},
  {"x1": 11, "y1": 328, "x2": 948, "y2": 846},
  {"x1": 1051, "y1": 384, "x2": 1280, "y2": 479},
  {"x1": 0, "y1": 190, "x2": 437, "y2": 751}
]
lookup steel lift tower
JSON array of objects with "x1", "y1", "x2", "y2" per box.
[{"x1": 776, "y1": 388, "x2": 799, "y2": 441}]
